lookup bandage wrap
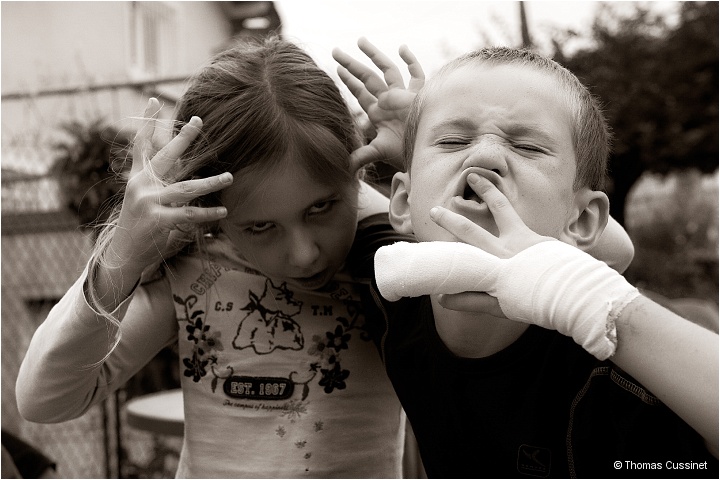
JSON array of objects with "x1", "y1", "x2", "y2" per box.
[{"x1": 374, "y1": 241, "x2": 639, "y2": 360}]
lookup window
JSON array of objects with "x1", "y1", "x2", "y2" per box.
[{"x1": 129, "y1": 1, "x2": 177, "y2": 77}]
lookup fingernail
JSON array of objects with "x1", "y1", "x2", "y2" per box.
[
  {"x1": 468, "y1": 173, "x2": 480, "y2": 184},
  {"x1": 216, "y1": 207, "x2": 227, "y2": 217},
  {"x1": 220, "y1": 172, "x2": 233, "y2": 183},
  {"x1": 430, "y1": 207, "x2": 439, "y2": 219}
]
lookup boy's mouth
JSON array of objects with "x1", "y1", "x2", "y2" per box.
[
  {"x1": 455, "y1": 168, "x2": 502, "y2": 205},
  {"x1": 462, "y1": 183, "x2": 485, "y2": 205}
]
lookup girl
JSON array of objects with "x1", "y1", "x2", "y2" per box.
[{"x1": 16, "y1": 35, "x2": 416, "y2": 478}]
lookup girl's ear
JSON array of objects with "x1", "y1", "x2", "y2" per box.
[
  {"x1": 389, "y1": 171, "x2": 414, "y2": 234},
  {"x1": 561, "y1": 189, "x2": 610, "y2": 250}
]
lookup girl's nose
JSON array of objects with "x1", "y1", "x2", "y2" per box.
[
  {"x1": 462, "y1": 137, "x2": 509, "y2": 176},
  {"x1": 287, "y1": 228, "x2": 320, "y2": 269}
]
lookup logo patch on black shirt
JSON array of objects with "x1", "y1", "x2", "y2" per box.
[{"x1": 517, "y1": 444, "x2": 551, "y2": 477}]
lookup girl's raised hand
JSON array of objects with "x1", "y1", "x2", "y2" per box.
[
  {"x1": 106, "y1": 98, "x2": 232, "y2": 274},
  {"x1": 332, "y1": 37, "x2": 424, "y2": 172}
]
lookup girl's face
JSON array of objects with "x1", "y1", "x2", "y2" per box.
[{"x1": 219, "y1": 160, "x2": 358, "y2": 291}]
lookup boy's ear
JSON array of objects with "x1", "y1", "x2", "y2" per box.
[
  {"x1": 389, "y1": 171, "x2": 414, "y2": 234},
  {"x1": 561, "y1": 188, "x2": 609, "y2": 250}
]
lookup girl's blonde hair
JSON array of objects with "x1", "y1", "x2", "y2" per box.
[{"x1": 88, "y1": 35, "x2": 362, "y2": 359}]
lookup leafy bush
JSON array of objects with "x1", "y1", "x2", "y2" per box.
[{"x1": 625, "y1": 169, "x2": 718, "y2": 303}]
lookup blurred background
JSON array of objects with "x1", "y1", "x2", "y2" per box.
[{"x1": 2, "y1": 1, "x2": 717, "y2": 478}]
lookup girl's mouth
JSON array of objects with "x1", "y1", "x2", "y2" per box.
[{"x1": 292, "y1": 269, "x2": 329, "y2": 290}]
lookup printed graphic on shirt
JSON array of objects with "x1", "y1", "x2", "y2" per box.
[
  {"x1": 223, "y1": 375, "x2": 294, "y2": 400},
  {"x1": 517, "y1": 444, "x2": 551, "y2": 477},
  {"x1": 173, "y1": 265, "x2": 381, "y2": 474},
  {"x1": 174, "y1": 276, "x2": 372, "y2": 399},
  {"x1": 232, "y1": 277, "x2": 304, "y2": 354}
]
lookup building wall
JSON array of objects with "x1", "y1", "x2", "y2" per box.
[
  {"x1": 2, "y1": 1, "x2": 234, "y2": 174},
  {"x1": 1, "y1": 1, "x2": 232, "y2": 90}
]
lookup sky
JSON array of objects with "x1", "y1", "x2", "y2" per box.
[{"x1": 275, "y1": 0, "x2": 679, "y2": 111}]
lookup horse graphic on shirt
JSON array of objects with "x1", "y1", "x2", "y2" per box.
[{"x1": 233, "y1": 278, "x2": 304, "y2": 354}]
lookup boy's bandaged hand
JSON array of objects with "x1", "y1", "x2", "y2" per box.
[
  {"x1": 375, "y1": 240, "x2": 639, "y2": 359},
  {"x1": 375, "y1": 174, "x2": 638, "y2": 360}
]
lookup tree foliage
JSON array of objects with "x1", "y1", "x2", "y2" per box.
[
  {"x1": 553, "y1": 1, "x2": 718, "y2": 224},
  {"x1": 52, "y1": 119, "x2": 131, "y2": 232}
]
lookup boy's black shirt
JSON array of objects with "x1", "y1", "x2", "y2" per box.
[
  {"x1": 372, "y1": 292, "x2": 717, "y2": 478},
  {"x1": 353, "y1": 215, "x2": 718, "y2": 478}
]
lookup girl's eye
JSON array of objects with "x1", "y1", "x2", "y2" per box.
[
  {"x1": 309, "y1": 200, "x2": 335, "y2": 215},
  {"x1": 247, "y1": 222, "x2": 274, "y2": 234}
]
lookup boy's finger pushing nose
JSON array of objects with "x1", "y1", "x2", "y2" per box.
[{"x1": 467, "y1": 174, "x2": 523, "y2": 234}]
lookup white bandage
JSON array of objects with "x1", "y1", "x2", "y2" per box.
[{"x1": 374, "y1": 241, "x2": 640, "y2": 360}]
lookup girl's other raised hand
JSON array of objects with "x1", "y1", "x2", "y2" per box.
[{"x1": 332, "y1": 37, "x2": 424, "y2": 172}]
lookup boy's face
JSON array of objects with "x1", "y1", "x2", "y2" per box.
[
  {"x1": 219, "y1": 160, "x2": 358, "y2": 291},
  {"x1": 401, "y1": 63, "x2": 579, "y2": 242}
]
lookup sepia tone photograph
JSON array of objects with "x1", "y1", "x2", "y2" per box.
[{"x1": 2, "y1": 1, "x2": 717, "y2": 478}]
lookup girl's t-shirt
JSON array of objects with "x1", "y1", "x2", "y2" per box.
[
  {"x1": 167, "y1": 236, "x2": 404, "y2": 477},
  {"x1": 15, "y1": 209, "x2": 408, "y2": 478}
]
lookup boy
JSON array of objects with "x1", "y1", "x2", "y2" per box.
[{"x1": 337, "y1": 43, "x2": 718, "y2": 477}]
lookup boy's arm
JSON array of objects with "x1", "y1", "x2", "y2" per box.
[
  {"x1": 612, "y1": 295, "x2": 719, "y2": 457},
  {"x1": 374, "y1": 178, "x2": 718, "y2": 455},
  {"x1": 588, "y1": 215, "x2": 635, "y2": 273}
]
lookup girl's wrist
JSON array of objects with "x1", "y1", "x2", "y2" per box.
[{"x1": 87, "y1": 240, "x2": 147, "y2": 312}]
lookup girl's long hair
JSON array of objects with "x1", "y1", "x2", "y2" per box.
[{"x1": 87, "y1": 35, "x2": 361, "y2": 361}]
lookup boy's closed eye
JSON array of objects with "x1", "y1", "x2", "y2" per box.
[
  {"x1": 512, "y1": 143, "x2": 547, "y2": 154},
  {"x1": 435, "y1": 136, "x2": 472, "y2": 147}
]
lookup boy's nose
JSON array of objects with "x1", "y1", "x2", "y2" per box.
[
  {"x1": 462, "y1": 138, "x2": 509, "y2": 176},
  {"x1": 287, "y1": 229, "x2": 321, "y2": 269}
]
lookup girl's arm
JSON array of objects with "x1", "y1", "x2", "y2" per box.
[
  {"x1": 588, "y1": 215, "x2": 635, "y2": 273},
  {"x1": 357, "y1": 180, "x2": 390, "y2": 221},
  {"x1": 16, "y1": 273, "x2": 177, "y2": 422},
  {"x1": 91, "y1": 98, "x2": 231, "y2": 315},
  {"x1": 17, "y1": 98, "x2": 232, "y2": 422}
]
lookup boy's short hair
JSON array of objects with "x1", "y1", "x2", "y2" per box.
[{"x1": 403, "y1": 47, "x2": 611, "y2": 191}]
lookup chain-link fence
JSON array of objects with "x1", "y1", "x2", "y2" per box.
[
  {"x1": 1, "y1": 174, "x2": 186, "y2": 478},
  {"x1": 2, "y1": 86, "x2": 185, "y2": 478}
]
